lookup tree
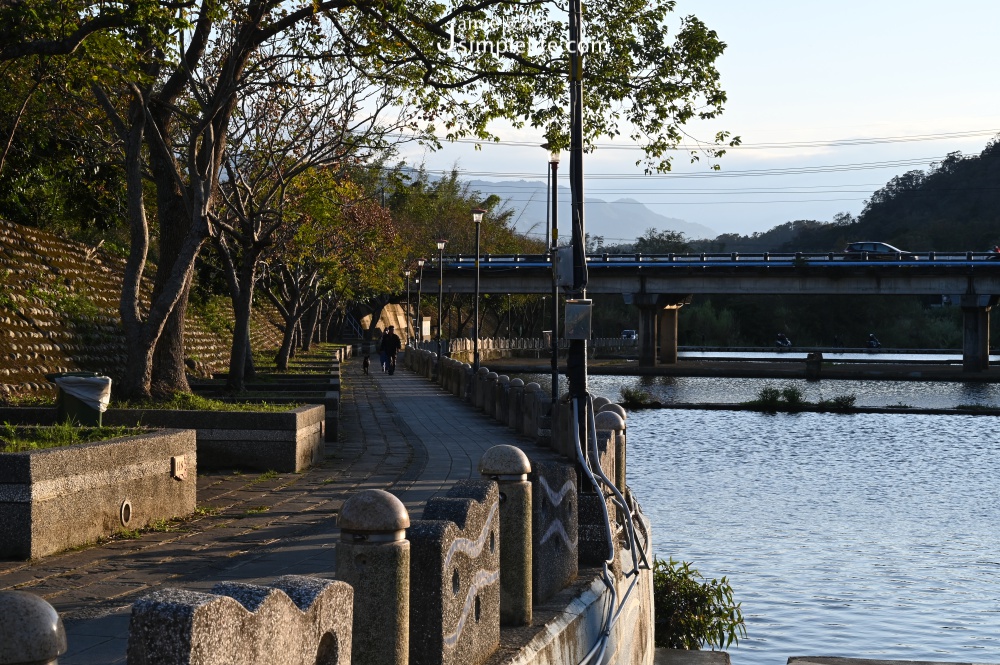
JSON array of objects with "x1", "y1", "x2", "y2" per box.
[
  {"x1": 7, "y1": 0, "x2": 735, "y2": 399},
  {"x1": 260, "y1": 172, "x2": 403, "y2": 370},
  {"x1": 635, "y1": 228, "x2": 690, "y2": 254},
  {"x1": 213, "y1": 49, "x2": 410, "y2": 391}
]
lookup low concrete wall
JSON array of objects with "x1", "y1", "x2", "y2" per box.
[
  {"x1": 104, "y1": 406, "x2": 325, "y2": 472},
  {"x1": 191, "y1": 390, "x2": 341, "y2": 442},
  {"x1": 0, "y1": 428, "x2": 197, "y2": 559},
  {"x1": 0, "y1": 405, "x2": 326, "y2": 472}
]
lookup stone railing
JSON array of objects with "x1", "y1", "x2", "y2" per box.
[
  {"x1": 408, "y1": 337, "x2": 638, "y2": 363},
  {"x1": 403, "y1": 346, "x2": 654, "y2": 664}
]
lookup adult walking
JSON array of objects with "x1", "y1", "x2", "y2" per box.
[{"x1": 380, "y1": 325, "x2": 402, "y2": 374}]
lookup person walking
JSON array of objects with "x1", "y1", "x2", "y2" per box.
[{"x1": 380, "y1": 325, "x2": 402, "y2": 374}]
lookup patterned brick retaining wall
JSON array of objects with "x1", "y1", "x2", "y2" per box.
[{"x1": 0, "y1": 219, "x2": 284, "y2": 396}]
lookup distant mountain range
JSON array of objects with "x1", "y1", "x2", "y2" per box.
[{"x1": 466, "y1": 179, "x2": 716, "y2": 243}]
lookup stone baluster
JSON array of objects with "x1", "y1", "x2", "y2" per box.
[
  {"x1": 479, "y1": 446, "x2": 532, "y2": 626},
  {"x1": 337, "y1": 490, "x2": 411, "y2": 665},
  {"x1": 494, "y1": 376, "x2": 509, "y2": 422},
  {"x1": 595, "y1": 409, "x2": 627, "y2": 495},
  {"x1": 0, "y1": 591, "x2": 67, "y2": 665},
  {"x1": 507, "y1": 379, "x2": 524, "y2": 430},
  {"x1": 483, "y1": 372, "x2": 498, "y2": 414},
  {"x1": 521, "y1": 383, "x2": 541, "y2": 439},
  {"x1": 474, "y1": 367, "x2": 489, "y2": 409}
]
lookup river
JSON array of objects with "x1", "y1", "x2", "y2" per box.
[{"x1": 515, "y1": 373, "x2": 1000, "y2": 664}]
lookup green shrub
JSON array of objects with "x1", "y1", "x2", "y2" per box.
[
  {"x1": 831, "y1": 394, "x2": 856, "y2": 409},
  {"x1": 653, "y1": 557, "x2": 746, "y2": 650},
  {"x1": 780, "y1": 386, "x2": 803, "y2": 405},
  {"x1": 755, "y1": 386, "x2": 782, "y2": 406},
  {"x1": 619, "y1": 386, "x2": 654, "y2": 409}
]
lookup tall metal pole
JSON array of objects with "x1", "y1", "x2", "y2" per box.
[
  {"x1": 549, "y1": 150, "x2": 560, "y2": 408},
  {"x1": 404, "y1": 269, "x2": 412, "y2": 345},
  {"x1": 472, "y1": 209, "x2": 485, "y2": 371},
  {"x1": 416, "y1": 258, "x2": 425, "y2": 344},
  {"x1": 567, "y1": 0, "x2": 589, "y2": 441},
  {"x1": 436, "y1": 241, "x2": 446, "y2": 360}
]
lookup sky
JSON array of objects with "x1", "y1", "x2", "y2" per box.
[{"x1": 397, "y1": 0, "x2": 1000, "y2": 239}]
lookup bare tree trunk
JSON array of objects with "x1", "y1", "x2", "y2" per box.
[{"x1": 301, "y1": 301, "x2": 319, "y2": 352}]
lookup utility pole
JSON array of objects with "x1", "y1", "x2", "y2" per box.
[{"x1": 567, "y1": 0, "x2": 589, "y2": 408}]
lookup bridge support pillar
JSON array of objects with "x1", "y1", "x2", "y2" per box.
[
  {"x1": 961, "y1": 295, "x2": 997, "y2": 372},
  {"x1": 629, "y1": 294, "x2": 689, "y2": 367},
  {"x1": 658, "y1": 306, "x2": 682, "y2": 364}
]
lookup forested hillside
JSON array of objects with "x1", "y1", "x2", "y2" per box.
[{"x1": 694, "y1": 136, "x2": 1000, "y2": 254}]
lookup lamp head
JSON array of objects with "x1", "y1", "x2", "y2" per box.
[
  {"x1": 542, "y1": 142, "x2": 560, "y2": 164},
  {"x1": 404, "y1": 269, "x2": 411, "y2": 277},
  {"x1": 436, "y1": 239, "x2": 447, "y2": 251},
  {"x1": 417, "y1": 258, "x2": 425, "y2": 268},
  {"x1": 471, "y1": 208, "x2": 486, "y2": 224}
]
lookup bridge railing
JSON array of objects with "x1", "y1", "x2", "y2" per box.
[{"x1": 426, "y1": 250, "x2": 1000, "y2": 267}]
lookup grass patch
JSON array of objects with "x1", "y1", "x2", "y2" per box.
[
  {"x1": 242, "y1": 506, "x2": 270, "y2": 516},
  {"x1": 955, "y1": 403, "x2": 998, "y2": 412},
  {"x1": 116, "y1": 392, "x2": 294, "y2": 412},
  {"x1": 0, "y1": 422, "x2": 145, "y2": 453},
  {"x1": 249, "y1": 470, "x2": 279, "y2": 484},
  {"x1": 114, "y1": 528, "x2": 142, "y2": 540},
  {"x1": 193, "y1": 505, "x2": 221, "y2": 517},
  {"x1": 0, "y1": 394, "x2": 55, "y2": 407}
]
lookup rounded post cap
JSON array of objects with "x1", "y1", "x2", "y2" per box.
[
  {"x1": 339, "y1": 490, "x2": 410, "y2": 533},
  {"x1": 510, "y1": 378, "x2": 525, "y2": 388},
  {"x1": 0, "y1": 591, "x2": 67, "y2": 664},
  {"x1": 479, "y1": 445, "x2": 531, "y2": 476},
  {"x1": 595, "y1": 410, "x2": 626, "y2": 432},
  {"x1": 486, "y1": 372, "x2": 498, "y2": 381},
  {"x1": 497, "y1": 375, "x2": 510, "y2": 384},
  {"x1": 592, "y1": 396, "x2": 612, "y2": 410},
  {"x1": 477, "y1": 367, "x2": 490, "y2": 376},
  {"x1": 599, "y1": 403, "x2": 628, "y2": 420},
  {"x1": 524, "y1": 382, "x2": 542, "y2": 392}
]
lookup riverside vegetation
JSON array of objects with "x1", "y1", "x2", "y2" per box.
[{"x1": 653, "y1": 557, "x2": 746, "y2": 650}]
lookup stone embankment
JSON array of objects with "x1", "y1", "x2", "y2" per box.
[{"x1": 0, "y1": 219, "x2": 284, "y2": 396}]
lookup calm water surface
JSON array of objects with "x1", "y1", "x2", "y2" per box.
[
  {"x1": 625, "y1": 409, "x2": 1000, "y2": 665},
  {"x1": 512, "y1": 373, "x2": 1000, "y2": 664}
]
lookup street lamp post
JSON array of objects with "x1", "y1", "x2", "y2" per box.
[
  {"x1": 404, "y1": 268, "x2": 412, "y2": 345},
  {"x1": 544, "y1": 145, "x2": 560, "y2": 409},
  {"x1": 416, "y1": 258, "x2": 425, "y2": 344},
  {"x1": 436, "y1": 239, "x2": 447, "y2": 360},
  {"x1": 472, "y1": 209, "x2": 486, "y2": 371}
]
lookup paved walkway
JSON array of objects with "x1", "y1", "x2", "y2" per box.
[{"x1": 0, "y1": 357, "x2": 518, "y2": 664}]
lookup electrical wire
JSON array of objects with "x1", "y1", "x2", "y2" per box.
[
  {"x1": 387, "y1": 127, "x2": 1000, "y2": 151},
  {"x1": 572, "y1": 395, "x2": 652, "y2": 665}
]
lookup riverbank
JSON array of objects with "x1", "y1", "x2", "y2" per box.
[{"x1": 485, "y1": 356, "x2": 1000, "y2": 382}]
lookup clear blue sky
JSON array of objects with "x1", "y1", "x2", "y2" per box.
[{"x1": 399, "y1": 0, "x2": 1000, "y2": 238}]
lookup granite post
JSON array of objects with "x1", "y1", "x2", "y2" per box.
[
  {"x1": 0, "y1": 591, "x2": 67, "y2": 665},
  {"x1": 337, "y1": 490, "x2": 411, "y2": 665},
  {"x1": 479, "y1": 445, "x2": 532, "y2": 626}
]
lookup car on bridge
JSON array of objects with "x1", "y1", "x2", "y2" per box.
[{"x1": 843, "y1": 241, "x2": 914, "y2": 260}]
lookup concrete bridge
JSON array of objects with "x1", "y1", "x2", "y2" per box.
[{"x1": 435, "y1": 251, "x2": 1000, "y2": 372}]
